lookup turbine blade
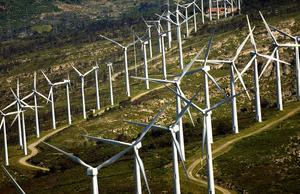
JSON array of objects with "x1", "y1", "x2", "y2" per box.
[
  {"x1": 259, "y1": 48, "x2": 277, "y2": 79},
  {"x1": 134, "y1": 150, "x2": 151, "y2": 194},
  {"x1": 21, "y1": 92, "x2": 34, "y2": 101},
  {"x1": 99, "y1": 35, "x2": 124, "y2": 48},
  {"x1": 238, "y1": 55, "x2": 256, "y2": 78},
  {"x1": 177, "y1": 87, "x2": 195, "y2": 126},
  {"x1": 204, "y1": 71, "x2": 226, "y2": 96},
  {"x1": 170, "y1": 130, "x2": 188, "y2": 178},
  {"x1": 257, "y1": 53, "x2": 290, "y2": 65},
  {"x1": 72, "y1": 66, "x2": 83, "y2": 77},
  {"x1": 41, "y1": 70, "x2": 52, "y2": 85},
  {"x1": 259, "y1": 11, "x2": 278, "y2": 45},
  {"x1": 203, "y1": 30, "x2": 216, "y2": 67},
  {"x1": 269, "y1": 25, "x2": 295, "y2": 40},
  {"x1": 246, "y1": 15, "x2": 257, "y2": 52},
  {"x1": 233, "y1": 28, "x2": 254, "y2": 61},
  {"x1": 166, "y1": 85, "x2": 205, "y2": 114},
  {"x1": 131, "y1": 76, "x2": 175, "y2": 84},
  {"x1": 124, "y1": 120, "x2": 169, "y2": 130},
  {"x1": 3, "y1": 101, "x2": 17, "y2": 111},
  {"x1": 43, "y1": 142, "x2": 91, "y2": 169},
  {"x1": 178, "y1": 46, "x2": 205, "y2": 81},
  {"x1": 35, "y1": 91, "x2": 50, "y2": 102},
  {"x1": 232, "y1": 64, "x2": 251, "y2": 100},
  {"x1": 2, "y1": 165, "x2": 26, "y2": 194},
  {"x1": 84, "y1": 135, "x2": 131, "y2": 146},
  {"x1": 208, "y1": 90, "x2": 246, "y2": 112}
]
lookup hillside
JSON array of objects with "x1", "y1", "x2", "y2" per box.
[{"x1": 0, "y1": 0, "x2": 300, "y2": 193}]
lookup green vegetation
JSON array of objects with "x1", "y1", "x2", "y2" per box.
[
  {"x1": 31, "y1": 24, "x2": 53, "y2": 34},
  {"x1": 212, "y1": 112, "x2": 300, "y2": 193},
  {"x1": 0, "y1": 0, "x2": 300, "y2": 193}
]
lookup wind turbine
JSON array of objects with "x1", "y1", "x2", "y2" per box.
[
  {"x1": 268, "y1": 26, "x2": 300, "y2": 100},
  {"x1": 72, "y1": 65, "x2": 96, "y2": 119},
  {"x1": 191, "y1": 0, "x2": 204, "y2": 31},
  {"x1": 4, "y1": 88, "x2": 35, "y2": 156},
  {"x1": 259, "y1": 11, "x2": 300, "y2": 110},
  {"x1": 177, "y1": 2, "x2": 193, "y2": 37},
  {"x1": 197, "y1": 30, "x2": 253, "y2": 134},
  {"x1": 100, "y1": 35, "x2": 139, "y2": 97},
  {"x1": 2, "y1": 165, "x2": 26, "y2": 194},
  {"x1": 132, "y1": 47, "x2": 207, "y2": 161},
  {"x1": 0, "y1": 110, "x2": 21, "y2": 166},
  {"x1": 107, "y1": 63, "x2": 114, "y2": 106},
  {"x1": 125, "y1": 92, "x2": 199, "y2": 194},
  {"x1": 43, "y1": 108, "x2": 166, "y2": 194},
  {"x1": 142, "y1": 18, "x2": 154, "y2": 59},
  {"x1": 41, "y1": 71, "x2": 73, "y2": 128},
  {"x1": 20, "y1": 72, "x2": 49, "y2": 138},
  {"x1": 239, "y1": 15, "x2": 291, "y2": 122},
  {"x1": 146, "y1": 12, "x2": 165, "y2": 54},
  {"x1": 135, "y1": 32, "x2": 150, "y2": 89},
  {"x1": 159, "y1": 5, "x2": 195, "y2": 70}
]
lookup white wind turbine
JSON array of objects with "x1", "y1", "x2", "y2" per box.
[
  {"x1": 20, "y1": 72, "x2": 49, "y2": 138},
  {"x1": 43, "y1": 108, "x2": 166, "y2": 194},
  {"x1": 125, "y1": 92, "x2": 199, "y2": 194},
  {"x1": 132, "y1": 47, "x2": 209, "y2": 161},
  {"x1": 100, "y1": 35, "x2": 139, "y2": 97},
  {"x1": 268, "y1": 26, "x2": 300, "y2": 100},
  {"x1": 0, "y1": 110, "x2": 21, "y2": 166},
  {"x1": 2, "y1": 165, "x2": 26, "y2": 194},
  {"x1": 83, "y1": 136, "x2": 147, "y2": 194},
  {"x1": 142, "y1": 18, "x2": 154, "y2": 59},
  {"x1": 197, "y1": 30, "x2": 253, "y2": 134},
  {"x1": 239, "y1": 15, "x2": 291, "y2": 122},
  {"x1": 146, "y1": 13, "x2": 164, "y2": 54},
  {"x1": 135, "y1": 32, "x2": 151, "y2": 90},
  {"x1": 4, "y1": 88, "x2": 35, "y2": 156},
  {"x1": 72, "y1": 65, "x2": 96, "y2": 119},
  {"x1": 177, "y1": 1, "x2": 202, "y2": 36},
  {"x1": 41, "y1": 71, "x2": 73, "y2": 128},
  {"x1": 177, "y1": 2, "x2": 193, "y2": 37},
  {"x1": 259, "y1": 11, "x2": 300, "y2": 110},
  {"x1": 107, "y1": 62, "x2": 114, "y2": 106},
  {"x1": 159, "y1": 4, "x2": 195, "y2": 69}
]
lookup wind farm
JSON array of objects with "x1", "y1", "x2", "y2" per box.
[{"x1": 0, "y1": 0, "x2": 300, "y2": 194}]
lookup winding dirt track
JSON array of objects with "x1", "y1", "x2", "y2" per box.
[
  {"x1": 187, "y1": 105, "x2": 300, "y2": 194},
  {"x1": 18, "y1": 125, "x2": 69, "y2": 171}
]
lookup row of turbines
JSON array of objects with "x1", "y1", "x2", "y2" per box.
[{"x1": 1, "y1": 1, "x2": 300, "y2": 194}]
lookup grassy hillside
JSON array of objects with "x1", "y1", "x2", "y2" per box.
[
  {"x1": 0, "y1": 0, "x2": 300, "y2": 193},
  {"x1": 212, "y1": 112, "x2": 300, "y2": 193}
]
